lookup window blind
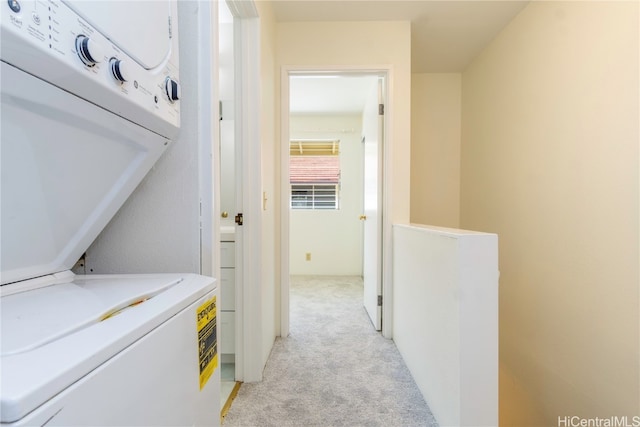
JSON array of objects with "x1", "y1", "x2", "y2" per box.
[{"x1": 289, "y1": 156, "x2": 340, "y2": 184}]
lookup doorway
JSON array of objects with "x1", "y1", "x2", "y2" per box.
[
  {"x1": 281, "y1": 70, "x2": 388, "y2": 337},
  {"x1": 217, "y1": 0, "x2": 263, "y2": 406}
]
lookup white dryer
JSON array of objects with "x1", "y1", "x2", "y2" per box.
[{"x1": 1, "y1": 1, "x2": 219, "y2": 425}]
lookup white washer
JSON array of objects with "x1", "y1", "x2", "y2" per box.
[{"x1": 0, "y1": 1, "x2": 220, "y2": 425}]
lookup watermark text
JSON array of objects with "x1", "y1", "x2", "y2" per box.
[{"x1": 558, "y1": 416, "x2": 640, "y2": 427}]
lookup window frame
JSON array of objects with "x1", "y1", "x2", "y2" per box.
[{"x1": 289, "y1": 140, "x2": 341, "y2": 211}]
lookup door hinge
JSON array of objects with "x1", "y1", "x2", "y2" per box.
[
  {"x1": 378, "y1": 103, "x2": 384, "y2": 116},
  {"x1": 377, "y1": 295, "x2": 383, "y2": 306},
  {"x1": 235, "y1": 213, "x2": 244, "y2": 226},
  {"x1": 168, "y1": 17, "x2": 173, "y2": 39}
]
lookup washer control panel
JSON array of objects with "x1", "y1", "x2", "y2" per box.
[{"x1": 1, "y1": 0, "x2": 180, "y2": 138}]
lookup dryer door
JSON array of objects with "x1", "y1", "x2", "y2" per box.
[{"x1": 63, "y1": 0, "x2": 174, "y2": 70}]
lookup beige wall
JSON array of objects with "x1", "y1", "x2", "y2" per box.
[
  {"x1": 411, "y1": 73, "x2": 461, "y2": 228},
  {"x1": 256, "y1": 0, "x2": 277, "y2": 368},
  {"x1": 460, "y1": 2, "x2": 639, "y2": 424}
]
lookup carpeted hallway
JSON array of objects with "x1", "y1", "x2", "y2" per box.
[{"x1": 222, "y1": 276, "x2": 438, "y2": 427}]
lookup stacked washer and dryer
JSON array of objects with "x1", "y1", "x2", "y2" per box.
[{"x1": 1, "y1": 0, "x2": 220, "y2": 425}]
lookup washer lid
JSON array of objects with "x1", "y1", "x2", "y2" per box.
[
  {"x1": 0, "y1": 273, "x2": 215, "y2": 424},
  {"x1": 1, "y1": 276, "x2": 179, "y2": 357},
  {"x1": 63, "y1": 0, "x2": 173, "y2": 70}
]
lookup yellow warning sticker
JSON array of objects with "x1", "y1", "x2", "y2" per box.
[{"x1": 197, "y1": 296, "x2": 217, "y2": 390}]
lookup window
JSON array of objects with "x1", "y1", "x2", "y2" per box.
[
  {"x1": 291, "y1": 184, "x2": 338, "y2": 209},
  {"x1": 290, "y1": 140, "x2": 340, "y2": 210}
]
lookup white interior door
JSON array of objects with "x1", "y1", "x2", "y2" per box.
[
  {"x1": 231, "y1": 2, "x2": 262, "y2": 382},
  {"x1": 362, "y1": 78, "x2": 384, "y2": 330}
]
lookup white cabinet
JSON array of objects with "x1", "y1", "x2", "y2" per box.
[
  {"x1": 220, "y1": 240, "x2": 235, "y2": 356},
  {"x1": 220, "y1": 242, "x2": 235, "y2": 268},
  {"x1": 220, "y1": 268, "x2": 235, "y2": 311},
  {"x1": 220, "y1": 312, "x2": 235, "y2": 357}
]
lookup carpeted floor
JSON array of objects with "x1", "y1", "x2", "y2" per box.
[{"x1": 223, "y1": 275, "x2": 438, "y2": 427}]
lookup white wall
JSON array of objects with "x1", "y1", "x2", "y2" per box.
[
  {"x1": 393, "y1": 224, "x2": 498, "y2": 427},
  {"x1": 289, "y1": 114, "x2": 363, "y2": 275},
  {"x1": 460, "y1": 1, "x2": 639, "y2": 423},
  {"x1": 83, "y1": 2, "x2": 217, "y2": 277},
  {"x1": 410, "y1": 73, "x2": 461, "y2": 228}
]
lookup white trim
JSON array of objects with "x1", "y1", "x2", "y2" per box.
[
  {"x1": 381, "y1": 70, "x2": 393, "y2": 339},
  {"x1": 226, "y1": 0, "x2": 258, "y2": 19},
  {"x1": 232, "y1": 13, "x2": 245, "y2": 381},
  {"x1": 280, "y1": 69, "x2": 291, "y2": 338},
  {"x1": 280, "y1": 65, "x2": 394, "y2": 340},
  {"x1": 231, "y1": 14, "x2": 245, "y2": 382},
  {"x1": 198, "y1": 0, "x2": 217, "y2": 279}
]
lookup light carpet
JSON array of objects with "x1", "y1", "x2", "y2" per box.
[{"x1": 223, "y1": 275, "x2": 439, "y2": 427}]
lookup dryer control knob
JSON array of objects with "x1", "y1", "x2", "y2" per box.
[
  {"x1": 165, "y1": 77, "x2": 180, "y2": 103},
  {"x1": 109, "y1": 58, "x2": 130, "y2": 83},
  {"x1": 75, "y1": 35, "x2": 103, "y2": 67}
]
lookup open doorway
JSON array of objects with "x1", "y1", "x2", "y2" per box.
[
  {"x1": 217, "y1": 0, "x2": 239, "y2": 411},
  {"x1": 217, "y1": 0, "x2": 263, "y2": 409},
  {"x1": 282, "y1": 71, "x2": 387, "y2": 335}
]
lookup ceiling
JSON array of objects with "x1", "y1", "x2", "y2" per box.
[
  {"x1": 273, "y1": 0, "x2": 529, "y2": 115},
  {"x1": 290, "y1": 75, "x2": 379, "y2": 115},
  {"x1": 271, "y1": 0, "x2": 529, "y2": 74}
]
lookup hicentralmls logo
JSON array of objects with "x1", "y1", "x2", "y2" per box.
[{"x1": 558, "y1": 416, "x2": 640, "y2": 427}]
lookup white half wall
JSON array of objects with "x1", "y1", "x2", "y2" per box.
[
  {"x1": 289, "y1": 114, "x2": 364, "y2": 276},
  {"x1": 393, "y1": 224, "x2": 499, "y2": 427}
]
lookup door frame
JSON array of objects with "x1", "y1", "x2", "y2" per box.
[
  {"x1": 280, "y1": 65, "x2": 394, "y2": 339},
  {"x1": 198, "y1": 0, "x2": 216, "y2": 279},
  {"x1": 225, "y1": 0, "x2": 263, "y2": 383}
]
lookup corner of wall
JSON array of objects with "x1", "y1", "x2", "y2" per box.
[{"x1": 410, "y1": 73, "x2": 462, "y2": 228}]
